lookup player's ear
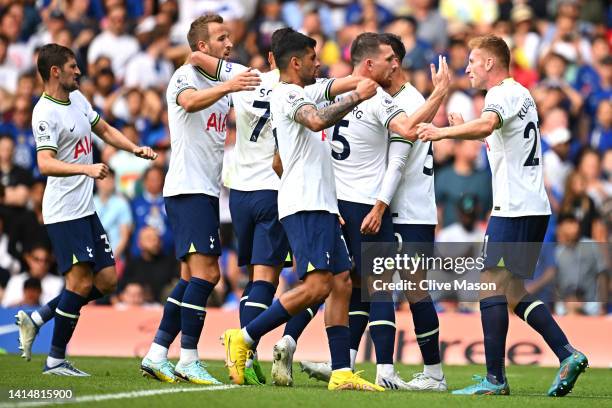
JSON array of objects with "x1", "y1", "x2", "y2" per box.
[
  {"x1": 485, "y1": 57, "x2": 494, "y2": 72},
  {"x1": 50, "y1": 65, "x2": 60, "y2": 78}
]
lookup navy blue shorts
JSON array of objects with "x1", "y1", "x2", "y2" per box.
[
  {"x1": 45, "y1": 213, "x2": 115, "y2": 275},
  {"x1": 338, "y1": 200, "x2": 395, "y2": 272},
  {"x1": 229, "y1": 189, "x2": 290, "y2": 267},
  {"x1": 165, "y1": 194, "x2": 221, "y2": 260},
  {"x1": 280, "y1": 211, "x2": 351, "y2": 280},
  {"x1": 393, "y1": 224, "x2": 436, "y2": 258},
  {"x1": 483, "y1": 215, "x2": 549, "y2": 279}
]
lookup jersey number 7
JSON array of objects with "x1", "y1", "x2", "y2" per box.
[{"x1": 250, "y1": 100, "x2": 270, "y2": 142}]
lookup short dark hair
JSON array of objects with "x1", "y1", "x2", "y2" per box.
[
  {"x1": 37, "y1": 43, "x2": 76, "y2": 82},
  {"x1": 24, "y1": 277, "x2": 42, "y2": 291},
  {"x1": 187, "y1": 14, "x2": 223, "y2": 51},
  {"x1": 350, "y1": 32, "x2": 383, "y2": 66},
  {"x1": 272, "y1": 28, "x2": 316, "y2": 70},
  {"x1": 378, "y1": 33, "x2": 406, "y2": 62},
  {"x1": 271, "y1": 27, "x2": 293, "y2": 54}
]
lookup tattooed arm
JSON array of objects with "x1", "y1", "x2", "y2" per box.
[{"x1": 294, "y1": 78, "x2": 377, "y2": 131}]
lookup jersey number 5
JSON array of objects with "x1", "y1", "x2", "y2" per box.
[
  {"x1": 331, "y1": 119, "x2": 350, "y2": 160},
  {"x1": 523, "y1": 121, "x2": 540, "y2": 167},
  {"x1": 250, "y1": 100, "x2": 270, "y2": 142}
]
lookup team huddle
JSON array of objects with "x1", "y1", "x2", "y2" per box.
[{"x1": 15, "y1": 13, "x2": 588, "y2": 397}]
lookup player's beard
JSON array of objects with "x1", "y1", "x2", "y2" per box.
[{"x1": 61, "y1": 78, "x2": 79, "y2": 93}]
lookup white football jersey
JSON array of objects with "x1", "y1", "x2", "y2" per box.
[
  {"x1": 390, "y1": 83, "x2": 437, "y2": 225},
  {"x1": 163, "y1": 64, "x2": 230, "y2": 198},
  {"x1": 330, "y1": 87, "x2": 404, "y2": 205},
  {"x1": 218, "y1": 61, "x2": 334, "y2": 192},
  {"x1": 271, "y1": 81, "x2": 338, "y2": 219},
  {"x1": 32, "y1": 91, "x2": 99, "y2": 224},
  {"x1": 482, "y1": 78, "x2": 551, "y2": 217}
]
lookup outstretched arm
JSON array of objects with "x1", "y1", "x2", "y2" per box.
[
  {"x1": 294, "y1": 78, "x2": 377, "y2": 132},
  {"x1": 416, "y1": 111, "x2": 499, "y2": 141},
  {"x1": 93, "y1": 118, "x2": 157, "y2": 160},
  {"x1": 177, "y1": 70, "x2": 261, "y2": 113}
]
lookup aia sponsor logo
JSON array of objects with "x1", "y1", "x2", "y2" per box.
[
  {"x1": 74, "y1": 136, "x2": 92, "y2": 159},
  {"x1": 206, "y1": 112, "x2": 227, "y2": 133}
]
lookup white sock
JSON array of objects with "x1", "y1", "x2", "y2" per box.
[
  {"x1": 377, "y1": 363, "x2": 394, "y2": 378},
  {"x1": 423, "y1": 363, "x2": 443, "y2": 380},
  {"x1": 46, "y1": 356, "x2": 64, "y2": 368},
  {"x1": 241, "y1": 328, "x2": 255, "y2": 345},
  {"x1": 333, "y1": 367, "x2": 351, "y2": 372},
  {"x1": 350, "y1": 348, "x2": 358, "y2": 370},
  {"x1": 179, "y1": 348, "x2": 199, "y2": 365},
  {"x1": 145, "y1": 342, "x2": 168, "y2": 363},
  {"x1": 31, "y1": 311, "x2": 44, "y2": 327},
  {"x1": 282, "y1": 335, "x2": 297, "y2": 351}
]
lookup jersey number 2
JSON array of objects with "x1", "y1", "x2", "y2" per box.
[
  {"x1": 250, "y1": 100, "x2": 270, "y2": 142},
  {"x1": 523, "y1": 121, "x2": 540, "y2": 167}
]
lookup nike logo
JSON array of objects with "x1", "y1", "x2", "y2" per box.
[{"x1": 70, "y1": 124, "x2": 75, "y2": 132}]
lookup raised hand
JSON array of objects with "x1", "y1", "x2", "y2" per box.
[
  {"x1": 226, "y1": 68, "x2": 261, "y2": 92},
  {"x1": 431, "y1": 55, "x2": 451, "y2": 90},
  {"x1": 133, "y1": 146, "x2": 158, "y2": 160}
]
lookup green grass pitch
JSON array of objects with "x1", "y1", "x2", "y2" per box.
[{"x1": 0, "y1": 355, "x2": 610, "y2": 407}]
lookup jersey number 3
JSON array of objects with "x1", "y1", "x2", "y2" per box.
[{"x1": 523, "y1": 121, "x2": 540, "y2": 167}]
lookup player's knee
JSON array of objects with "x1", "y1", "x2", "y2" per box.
[
  {"x1": 67, "y1": 277, "x2": 93, "y2": 296},
  {"x1": 333, "y1": 271, "x2": 352, "y2": 300}
]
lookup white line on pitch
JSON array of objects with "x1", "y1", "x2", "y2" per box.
[{"x1": 0, "y1": 385, "x2": 241, "y2": 408}]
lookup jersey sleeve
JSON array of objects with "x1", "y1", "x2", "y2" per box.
[
  {"x1": 304, "y1": 78, "x2": 335, "y2": 104},
  {"x1": 482, "y1": 86, "x2": 517, "y2": 129},
  {"x1": 373, "y1": 88, "x2": 404, "y2": 129},
  {"x1": 83, "y1": 95, "x2": 100, "y2": 128},
  {"x1": 32, "y1": 108, "x2": 59, "y2": 153},
  {"x1": 283, "y1": 84, "x2": 316, "y2": 120},
  {"x1": 217, "y1": 60, "x2": 250, "y2": 82},
  {"x1": 169, "y1": 69, "x2": 197, "y2": 105},
  {"x1": 398, "y1": 88, "x2": 425, "y2": 116}
]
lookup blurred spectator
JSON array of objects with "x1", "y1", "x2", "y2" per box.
[
  {"x1": 121, "y1": 226, "x2": 178, "y2": 303},
  {"x1": 130, "y1": 166, "x2": 172, "y2": 257},
  {"x1": 20, "y1": 277, "x2": 42, "y2": 306},
  {"x1": 577, "y1": 148, "x2": 608, "y2": 210},
  {"x1": 2, "y1": 4, "x2": 33, "y2": 73},
  {"x1": 543, "y1": 127, "x2": 573, "y2": 195},
  {"x1": 0, "y1": 134, "x2": 32, "y2": 207},
  {"x1": 116, "y1": 282, "x2": 147, "y2": 307},
  {"x1": 87, "y1": 5, "x2": 139, "y2": 80},
  {"x1": 108, "y1": 124, "x2": 151, "y2": 198},
  {"x1": 412, "y1": 0, "x2": 448, "y2": 52},
  {"x1": 560, "y1": 171, "x2": 603, "y2": 240},
  {"x1": 589, "y1": 99, "x2": 611, "y2": 153},
  {"x1": 555, "y1": 213, "x2": 606, "y2": 316},
  {"x1": 0, "y1": 34, "x2": 19, "y2": 94},
  {"x1": 1, "y1": 244, "x2": 61, "y2": 307},
  {"x1": 539, "y1": 0, "x2": 592, "y2": 65},
  {"x1": 0, "y1": 211, "x2": 21, "y2": 286},
  {"x1": 385, "y1": 16, "x2": 433, "y2": 72},
  {"x1": 436, "y1": 193, "x2": 485, "y2": 242},
  {"x1": 124, "y1": 25, "x2": 173, "y2": 91},
  {"x1": 0, "y1": 95, "x2": 38, "y2": 178},
  {"x1": 93, "y1": 168, "x2": 132, "y2": 261},
  {"x1": 435, "y1": 140, "x2": 492, "y2": 227},
  {"x1": 246, "y1": 0, "x2": 285, "y2": 57},
  {"x1": 511, "y1": 4, "x2": 540, "y2": 71}
]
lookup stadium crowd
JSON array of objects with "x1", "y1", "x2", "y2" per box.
[{"x1": 0, "y1": 0, "x2": 609, "y2": 315}]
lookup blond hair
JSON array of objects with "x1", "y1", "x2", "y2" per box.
[{"x1": 468, "y1": 35, "x2": 511, "y2": 70}]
